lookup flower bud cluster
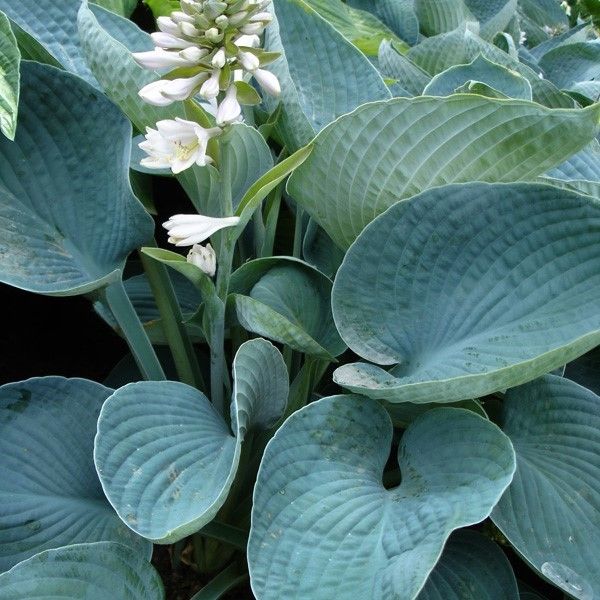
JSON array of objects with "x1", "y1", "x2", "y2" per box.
[{"x1": 134, "y1": 0, "x2": 281, "y2": 125}]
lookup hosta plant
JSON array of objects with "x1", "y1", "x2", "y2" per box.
[{"x1": 1, "y1": 0, "x2": 600, "y2": 598}]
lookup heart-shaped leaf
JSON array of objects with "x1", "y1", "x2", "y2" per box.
[
  {"x1": 263, "y1": 0, "x2": 390, "y2": 151},
  {"x1": 0, "y1": 377, "x2": 150, "y2": 572},
  {"x1": 491, "y1": 375, "x2": 600, "y2": 600},
  {"x1": 0, "y1": 11, "x2": 19, "y2": 140},
  {"x1": 248, "y1": 395, "x2": 515, "y2": 599},
  {"x1": 95, "y1": 339, "x2": 288, "y2": 543},
  {"x1": 0, "y1": 60, "x2": 153, "y2": 296},
  {"x1": 288, "y1": 96, "x2": 599, "y2": 249},
  {"x1": 229, "y1": 257, "x2": 345, "y2": 358},
  {"x1": 418, "y1": 530, "x2": 518, "y2": 600},
  {"x1": 0, "y1": 542, "x2": 163, "y2": 599},
  {"x1": 332, "y1": 183, "x2": 600, "y2": 404},
  {"x1": 0, "y1": 0, "x2": 99, "y2": 86},
  {"x1": 423, "y1": 55, "x2": 533, "y2": 99}
]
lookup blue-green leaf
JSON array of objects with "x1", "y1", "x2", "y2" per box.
[
  {"x1": 0, "y1": 542, "x2": 163, "y2": 599},
  {"x1": 248, "y1": 396, "x2": 515, "y2": 599},
  {"x1": 0, "y1": 0, "x2": 98, "y2": 86},
  {"x1": 95, "y1": 339, "x2": 287, "y2": 543},
  {"x1": 0, "y1": 11, "x2": 19, "y2": 140},
  {"x1": 229, "y1": 257, "x2": 346, "y2": 358},
  {"x1": 492, "y1": 375, "x2": 600, "y2": 600},
  {"x1": 423, "y1": 55, "x2": 533, "y2": 99},
  {"x1": 288, "y1": 96, "x2": 600, "y2": 249},
  {"x1": 0, "y1": 61, "x2": 153, "y2": 296},
  {"x1": 263, "y1": 0, "x2": 390, "y2": 150},
  {"x1": 418, "y1": 530, "x2": 518, "y2": 600},
  {"x1": 332, "y1": 183, "x2": 600, "y2": 404},
  {"x1": 348, "y1": 0, "x2": 419, "y2": 45},
  {"x1": 91, "y1": 0, "x2": 138, "y2": 17},
  {"x1": 0, "y1": 378, "x2": 150, "y2": 572}
]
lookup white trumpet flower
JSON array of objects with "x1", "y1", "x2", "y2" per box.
[
  {"x1": 238, "y1": 50, "x2": 260, "y2": 71},
  {"x1": 164, "y1": 214, "x2": 241, "y2": 246},
  {"x1": 139, "y1": 73, "x2": 206, "y2": 105},
  {"x1": 151, "y1": 31, "x2": 197, "y2": 49},
  {"x1": 139, "y1": 118, "x2": 221, "y2": 174},
  {"x1": 187, "y1": 243, "x2": 217, "y2": 276}
]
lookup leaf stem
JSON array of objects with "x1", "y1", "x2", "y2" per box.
[
  {"x1": 139, "y1": 248, "x2": 205, "y2": 389},
  {"x1": 199, "y1": 521, "x2": 249, "y2": 551},
  {"x1": 103, "y1": 279, "x2": 165, "y2": 381}
]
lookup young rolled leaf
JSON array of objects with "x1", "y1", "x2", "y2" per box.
[
  {"x1": 95, "y1": 339, "x2": 288, "y2": 543},
  {"x1": 0, "y1": 11, "x2": 19, "y2": 140},
  {"x1": 491, "y1": 375, "x2": 600, "y2": 599},
  {"x1": 288, "y1": 95, "x2": 600, "y2": 249},
  {"x1": 248, "y1": 396, "x2": 515, "y2": 599},
  {"x1": 229, "y1": 257, "x2": 346, "y2": 359},
  {"x1": 0, "y1": 542, "x2": 163, "y2": 599},
  {"x1": 332, "y1": 183, "x2": 600, "y2": 404},
  {"x1": 0, "y1": 0, "x2": 99, "y2": 86},
  {"x1": 0, "y1": 377, "x2": 150, "y2": 572},
  {"x1": 263, "y1": 0, "x2": 390, "y2": 150},
  {"x1": 0, "y1": 60, "x2": 153, "y2": 296},
  {"x1": 418, "y1": 530, "x2": 519, "y2": 600}
]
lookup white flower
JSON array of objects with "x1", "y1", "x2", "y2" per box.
[
  {"x1": 139, "y1": 73, "x2": 206, "y2": 105},
  {"x1": 164, "y1": 214, "x2": 241, "y2": 246},
  {"x1": 200, "y1": 70, "x2": 221, "y2": 99},
  {"x1": 187, "y1": 243, "x2": 217, "y2": 276},
  {"x1": 133, "y1": 47, "x2": 196, "y2": 69},
  {"x1": 253, "y1": 68, "x2": 280, "y2": 96},
  {"x1": 216, "y1": 85, "x2": 242, "y2": 125},
  {"x1": 238, "y1": 50, "x2": 260, "y2": 71},
  {"x1": 179, "y1": 21, "x2": 201, "y2": 37},
  {"x1": 139, "y1": 118, "x2": 221, "y2": 174},
  {"x1": 138, "y1": 80, "x2": 175, "y2": 106}
]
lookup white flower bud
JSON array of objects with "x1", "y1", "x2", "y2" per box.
[
  {"x1": 216, "y1": 85, "x2": 242, "y2": 125},
  {"x1": 234, "y1": 34, "x2": 260, "y2": 48},
  {"x1": 180, "y1": 46, "x2": 208, "y2": 61},
  {"x1": 212, "y1": 47, "x2": 227, "y2": 68},
  {"x1": 205, "y1": 27, "x2": 222, "y2": 42},
  {"x1": 139, "y1": 80, "x2": 175, "y2": 106},
  {"x1": 179, "y1": 21, "x2": 201, "y2": 37},
  {"x1": 187, "y1": 243, "x2": 217, "y2": 276},
  {"x1": 215, "y1": 14, "x2": 229, "y2": 28},
  {"x1": 200, "y1": 70, "x2": 221, "y2": 99},
  {"x1": 228, "y1": 11, "x2": 248, "y2": 25},
  {"x1": 151, "y1": 31, "x2": 197, "y2": 49},
  {"x1": 157, "y1": 16, "x2": 179, "y2": 35},
  {"x1": 238, "y1": 50, "x2": 260, "y2": 71},
  {"x1": 240, "y1": 22, "x2": 266, "y2": 35},
  {"x1": 253, "y1": 68, "x2": 280, "y2": 96},
  {"x1": 171, "y1": 11, "x2": 195, "y2": 23},
  {"x1": 133, "y1": 48, "x2": 192, "y2": 69},
  {"x1": 248, "y1": 11, "x2": 272, "y2": 22},
  {"x1": 160, "y1": 72, "x2": 206, "y2": 101}
]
